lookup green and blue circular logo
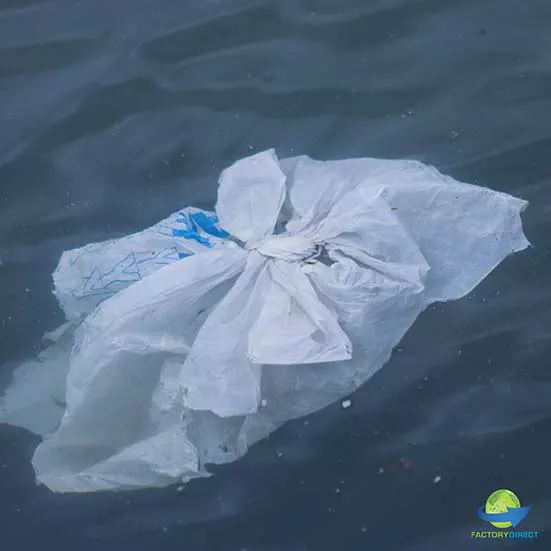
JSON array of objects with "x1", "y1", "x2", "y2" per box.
[{"x1": 477, "y1": 489, "x2": 531, "y2": 529}]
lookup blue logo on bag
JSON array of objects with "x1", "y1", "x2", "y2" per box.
[
  {"x1": 172, "y1": 211, "x2": 229, "y2": 247},
  {"x1": 189, "y1": 211, "x2": 229, "y2": 239}
]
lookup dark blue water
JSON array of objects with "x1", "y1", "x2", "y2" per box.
[{"x1": 1, "y1": 1, "x2": 551, "y2": 549}]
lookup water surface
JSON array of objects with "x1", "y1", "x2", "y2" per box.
[{"x1": 1, "y1": 1, "x2": 551, "y2": 550}]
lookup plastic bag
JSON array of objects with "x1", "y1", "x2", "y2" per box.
[{"x1": 0, "y1": 149, "x2": 529, "y2": 492}]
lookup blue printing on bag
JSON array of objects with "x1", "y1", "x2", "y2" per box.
[
  {"x1": 172, "y1": 211, "x2": 230, "y2": 246},
  {"x1": 76, "y1": 248, "x2": 192, "y2": 300},
  {"x1": 189, "y1": 211, "x2": 230, "y2": 238},
  {"x1": 172, "y1": 212, "x2": 211, "y2": 246},
  {"x1": 172, "y1": 228, "x2": 211, "y2": 246}
]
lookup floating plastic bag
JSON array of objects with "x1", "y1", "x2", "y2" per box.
[{"x1": 0, "y1": 149, "x2": 530, "y2": 492}]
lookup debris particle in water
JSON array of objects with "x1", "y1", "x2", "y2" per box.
[
  {"x1": 433, "y1": 475, "x2": 442, "y2": 484},
  {"x1": 378, "y1": 467, "x2": 385, "y2": 475},
  {"x1": 260, "y1": 399, "x2": 268, "y2": 408},
  {"x1": 449, "y1": 129, "x2": 461, "y2": 140},
  {"x1": 176, "y1": 485, "x2": 185, "y2": 492},
  {"x1": 276, "y1": 450, "x2": 284, "y2": 458},
  {"x1": 341, "y1": 399, "x2": 352, "y2": 409}
]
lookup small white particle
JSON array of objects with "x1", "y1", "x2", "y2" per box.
[
  {"x1": 378, "y1": 467, "x2": 384, "y2": 475},
  {"x1": 341, "y1": 399, "x2": 352, "y2": 409},
  {"x1": 361, "y1": 526, "x2": 367, "y2": 533},
  {"x1": 335, "y1": 488, "x2": 341, "y2": 494},
  {"x1": 276, "y1": 450, "x2": 284, "y2": 458},
  {"x1": 433, "y1": 475, "x2": 442, "y2": 484},
  {"x1": 176, "y1": 485, "x2": 185, "y2": 492},
  {"x1": 260, "y1": 399, "x2": 268, "y2": 407}
]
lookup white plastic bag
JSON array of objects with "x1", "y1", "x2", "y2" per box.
[{"x1": 0, "y1": 149, "x2": 529, "y2": 492}]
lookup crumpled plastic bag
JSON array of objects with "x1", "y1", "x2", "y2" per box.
[{"x1": 0, "y1": 149, "x2": 530, "y2": 492}]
